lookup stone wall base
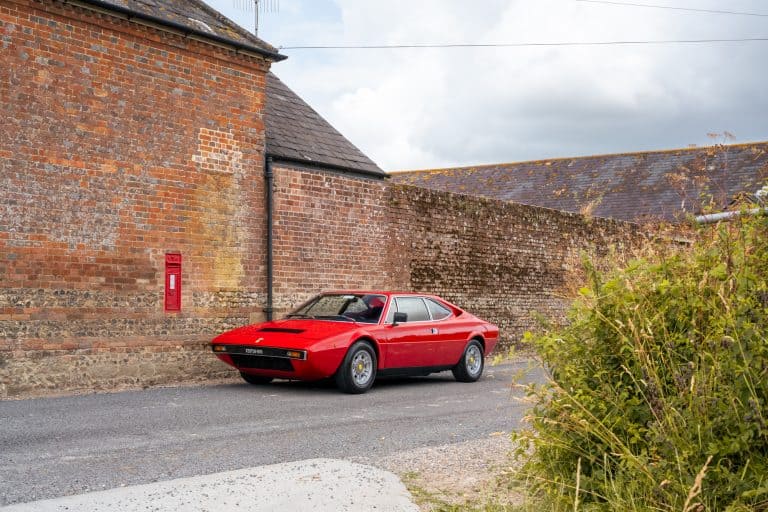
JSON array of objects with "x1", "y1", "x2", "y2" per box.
[{"x1": 0, "y1": 345, "x2": 236, "y2": 399}]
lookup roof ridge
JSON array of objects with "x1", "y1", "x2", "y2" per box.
[{"x1": 391, "y1": 140, "x2": 768, "y2": 176}]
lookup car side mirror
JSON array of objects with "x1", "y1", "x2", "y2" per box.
[{"x1": 392, "y1": 312, "x2": 407, "y2": 325}]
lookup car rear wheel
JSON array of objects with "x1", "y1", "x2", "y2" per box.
[
  {"x1": 240, "y1": 372, "x2": 273, "y2": 385},
  {"x1": 335, "y1": 340, "x2": 377, "y2": 394},
  {"x1": 452, "y1": 340, "x2": 484, "y2": 382}
]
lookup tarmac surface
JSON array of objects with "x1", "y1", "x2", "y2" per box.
[{"x1": 0, "y1": 361, "x2": 543, "y2": 509}]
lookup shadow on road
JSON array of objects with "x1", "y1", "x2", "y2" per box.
[{"x1": 219, "y1": 368, "x2": 504, "y2": 395}]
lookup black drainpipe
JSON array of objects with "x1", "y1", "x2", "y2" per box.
[{"x1": 264, "y1": 155, "x2": 274, "y2": 321}]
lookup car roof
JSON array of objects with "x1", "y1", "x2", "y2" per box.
[{"x1": 322, "y1": 291, "x2": 429, "y2": 297}]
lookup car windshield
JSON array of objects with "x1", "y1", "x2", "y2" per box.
[{"x1": 287, "y1": 294, "x2": 387, "y2": 324}]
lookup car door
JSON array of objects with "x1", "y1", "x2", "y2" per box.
[
  {"x1": 423, "y1": 297, "x2": 466, "y2": 366},
  {"x1": 380, "y1": 296, "x2": 441, "y2": 368}
]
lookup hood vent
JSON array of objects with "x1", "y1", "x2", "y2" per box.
[{"x1": 258, "y1": 327, "x2": 305, "y2": 334}]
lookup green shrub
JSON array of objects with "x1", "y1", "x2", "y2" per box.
[{"x1": 514, "y1": 212, "x2": 768, "y2": 511}]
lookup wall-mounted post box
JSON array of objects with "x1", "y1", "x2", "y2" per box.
[{"x1": 165, "y1": 253, "x2": 182, "y2": 312}]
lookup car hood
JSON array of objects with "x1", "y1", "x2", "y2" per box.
[{"x1": 212, "y1": 318, "x2": 360, "y2": 346}]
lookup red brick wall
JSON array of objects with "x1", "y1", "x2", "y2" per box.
[
  {"x1": 386, "y1": 184, "x2": 644, "y2": 345},
  {"x1": 270, "y1": 173, "x2": 644, "y2": 346},
  {"x1": 0, "y1": 0, "x2": 271, "y2": 396},
  {"x1": 271, "y1": 163, "x2": 394, "y2": 315}
]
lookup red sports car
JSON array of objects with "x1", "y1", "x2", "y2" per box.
[{"x1": 211, "y1": 291, "x2": 499, "y2": 394}]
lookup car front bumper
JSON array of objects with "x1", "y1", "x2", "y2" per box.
[{"x1": 211, "y1": 344, "x2": 343, "y2": 381}]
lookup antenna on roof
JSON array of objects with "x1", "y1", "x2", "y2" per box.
[{"x1": 233, "y1": 0, "x2": 280, "y2": 36}]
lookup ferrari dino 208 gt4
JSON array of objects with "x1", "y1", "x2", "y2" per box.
[{"x1": 211, "y1": 291, "x2": 499, "y2": 394}]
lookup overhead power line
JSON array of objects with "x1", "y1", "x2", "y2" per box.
[
  {"x1": 575, "y1": 0, "x2": 768, "y2": 18},
  {"x1": 280, "y1": 37, "x2": 768, "y2": 50}
]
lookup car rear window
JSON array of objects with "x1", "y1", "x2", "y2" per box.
[{"x1": 425, "y1": 298, "x2": 452, "y2": 320}]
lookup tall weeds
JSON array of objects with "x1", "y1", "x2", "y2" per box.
[{"x1": 514, "y1": 210, "x2": 768, "y2": 511}]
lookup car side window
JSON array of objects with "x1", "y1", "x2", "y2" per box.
[
  {"x1": 425, "y1": 298, "x2": 452, "y2": 320},
  {"x1": 395, "y1": 297, "x2": 431, "y2": 322}
]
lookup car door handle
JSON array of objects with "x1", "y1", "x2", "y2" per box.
[{"x1": 429, "y1": 328, "x2": 439, "y2": 334}]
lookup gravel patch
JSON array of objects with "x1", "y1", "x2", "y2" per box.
[{"x1": 353, "y1": 435, "x2": 525, "y2": 510}]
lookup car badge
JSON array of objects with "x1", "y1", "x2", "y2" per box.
[{"x1": 254, "y1": 337, "x2": 264, "y2": 344}]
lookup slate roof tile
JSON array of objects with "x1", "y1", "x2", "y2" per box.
[
  {"x1": 391, "y1": 143, "x2": 768, "y2": 222},
  {"x1": 265, "y1": 73, "x2": 384, "y2": 177}
]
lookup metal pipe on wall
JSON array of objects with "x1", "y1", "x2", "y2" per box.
[
  {"x1": 695, "y1": 208, "x2": 766, "y2": 225},
  {"x1": 264, "y1": 155, "x2": 274, "y2": 321}
]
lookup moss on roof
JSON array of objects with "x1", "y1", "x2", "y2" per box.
[{"x1": 391, "y1": 142, "x2": 768, "y2": 222}]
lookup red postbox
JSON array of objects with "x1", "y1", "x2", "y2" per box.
[{"x1": 165, "y1": 253, "x2": 182, "y2": 312}]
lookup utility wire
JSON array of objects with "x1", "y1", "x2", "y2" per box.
[
  {"x1": 575, "y1": 0, "x2": 768, "y2": 18},
  {"x1": 280, "y1": 37, "x2": 768, "y2": 50}
]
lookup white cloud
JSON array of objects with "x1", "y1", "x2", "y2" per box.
[{"x1": 208, "y1": 0, "x2": 768, "y2": 171}]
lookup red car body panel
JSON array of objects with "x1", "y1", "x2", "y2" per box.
[{"x1": 211, "y1": 291, "x2": 500, "y2": 382}]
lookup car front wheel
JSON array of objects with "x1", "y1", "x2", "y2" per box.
[
  {"x1": 452, "y1": 340, "x2": 484, "y2": 382},
  {"x1": 335, "y1": 340, "x2": 377, "y2": 394},
  {"x1": 240, "y1": 372, "x2": 273, "y2": 386}
]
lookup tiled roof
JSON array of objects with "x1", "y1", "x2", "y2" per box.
[
  {"x1": 83, "y1": 0, "x2": 283, "y2": 60},
  {"x1": 391, "y1": 143, "x2": 768, "y2": 222},
  {"x1": 265, "y1": 73, "x2": 384, "y2": 178}
]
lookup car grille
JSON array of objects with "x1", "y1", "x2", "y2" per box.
[{"x1": 230, "y1": 354, "x2": 294, "y2": 372}]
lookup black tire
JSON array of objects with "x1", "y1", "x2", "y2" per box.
[
  {"x1": 452, "y1": 339, "x2": 484, "y2": 382},
  {"x1": 335, "y1": 340, "x2": 377, "y2": 394},
  {"x1": 240, "y1": 372, "x2": 273, "y2": 385}
]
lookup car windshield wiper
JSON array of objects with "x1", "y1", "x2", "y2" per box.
[
  {"x1": 314, "y1": 315, "x2": 356, "y2": 322},
  {"x1": 286, "y1": 313, "x2": 314, "y2": 319}
]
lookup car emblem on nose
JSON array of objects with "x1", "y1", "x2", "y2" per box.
[{"x1": 254, "y1": 337, "x2": 264, "y2": 344}]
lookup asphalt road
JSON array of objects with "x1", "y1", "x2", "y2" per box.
[{"x1": 0, "y1": 361, "x2": 543, "y2": 506}]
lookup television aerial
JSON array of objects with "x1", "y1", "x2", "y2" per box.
[{"x1": 232, "y1": 0, "x2": 280, "y2": 36}]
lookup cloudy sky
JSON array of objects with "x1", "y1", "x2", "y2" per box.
[{"x1": 205, "y1": 0, "x2": 768, "y2": 171}]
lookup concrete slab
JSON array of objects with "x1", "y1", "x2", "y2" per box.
[{"x1": 0, "y1": 459, "x2": 419, "y2": 512}]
